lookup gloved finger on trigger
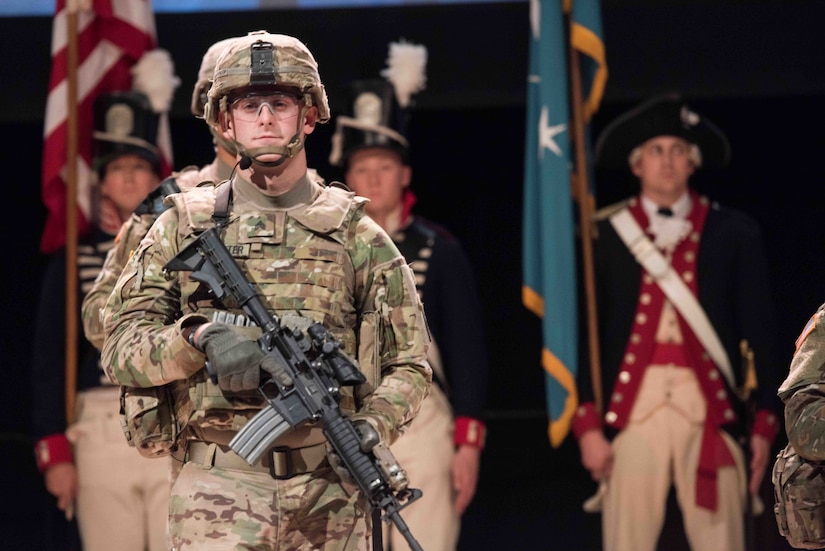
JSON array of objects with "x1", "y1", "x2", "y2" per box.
[{"x1": 260, "y1": 355, "x2": 294, "y2": 387}]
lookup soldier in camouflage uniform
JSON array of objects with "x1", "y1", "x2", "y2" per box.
[
  {"x1": 83, "y1": 35, "x2": 325, "y2": 349},
  {"x1": 100, "y1": 31, "x2": 431, "y2": 551},
  {"x1": 775, "y1": 303, "x2": 825, "y2": 548},
  {"x1": 780, "y1": 303, "x2": 825, "y2": 463},
  {"x1": 82, "y1": 36, "x2": 241, "y2": 350}
]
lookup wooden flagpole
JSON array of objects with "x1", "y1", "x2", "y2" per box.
[
  {"x1": 567, "y1": 23, "x2": 603, "y2": 414},
  {"x1": 64, "y1": 2, "x2": 80, "y2": 425}
]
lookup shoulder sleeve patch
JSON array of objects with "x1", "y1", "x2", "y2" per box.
[{"x1": 795, "y1": 314, "x2": 817, "y2": 354}]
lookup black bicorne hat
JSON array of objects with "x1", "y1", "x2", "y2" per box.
[
  {"x1": 328, "y1": 78, "x2": 411, "y2": 169},
  {"x1": 595, "y1": 92, "x2": 731, "y2": 169},
  {"x1": 92, "y1": 91, "x2": 161, "y2": 179}
]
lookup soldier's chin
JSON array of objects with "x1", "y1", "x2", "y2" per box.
[{"x1": 254, "y1": 152, "x2": 285, "y2": 166}]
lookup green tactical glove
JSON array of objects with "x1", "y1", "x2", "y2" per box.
[
  {"x1": 196, "y1": 324, "x2": 264, "y2": 393},
  {"x1": 328, "y1": 419, "x2": 380, "y2": 486},
  {"x1": 260, "y1": 355, "x2": 294, "y2": 389}
]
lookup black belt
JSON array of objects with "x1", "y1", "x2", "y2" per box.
[{"x1": 186, "y1": 440, "x2": 328, "y2": 480}]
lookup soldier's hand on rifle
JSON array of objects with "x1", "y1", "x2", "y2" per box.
[
  {"x1": 328, "y1": 418, "x2": 381, "y2": 485},
  {"x1": 195, "y1": 323, "x2": 264, "y2": 393},
  {"x1": 260, "y1": 355, "x2": 293, "y2": 388}
]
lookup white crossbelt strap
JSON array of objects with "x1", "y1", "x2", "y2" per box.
[{"x1": 609, "y1": 208, "x2": 735, "y2": 389}]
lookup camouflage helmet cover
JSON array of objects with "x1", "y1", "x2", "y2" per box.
[
  {"x1": 205, "y1": 31, "x2": 330, "y2": 126},
  {"x1": 191, "y1": 36, "x2": 239, "y2": 118}
]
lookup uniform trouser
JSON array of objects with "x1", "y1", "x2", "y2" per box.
[
  {"x1": 67, "y1": 387, "x2": 172, "y2": 551},
  {"x1": 169, "y1": 460, "x2": 370, "y2": 550},
  {"x1": 603, "y1": 366, "x2": 746, "y2": 551},
  {"x1": 383, "y1": 384, "x2": 459, "y2": 551}
]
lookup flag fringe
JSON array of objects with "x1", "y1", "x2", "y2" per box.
[
  {"x1": 522, "y1": 285, "x2": 545, "y2": 319},
  {"x1": 570, "y1": 22, "x2": 607, "y2": 121},
  {"x1": 542, "y1": 347, "x2": 578, "y2": 447}
]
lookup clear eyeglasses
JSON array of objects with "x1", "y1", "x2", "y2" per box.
[{"x1": 230, "y1": 92, "x2": 302, "y2": 122}]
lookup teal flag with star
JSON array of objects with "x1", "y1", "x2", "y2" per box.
[{"x1": 522, "y1": 0, "x2": 606, "y2": 447}]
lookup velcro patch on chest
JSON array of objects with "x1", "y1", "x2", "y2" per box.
[
  {"x1": 227, "y1": 243, "x2": 251, "y2": 258},
  {"x1": 238, "y1": 212, "x2": 285, "y2": 244}
]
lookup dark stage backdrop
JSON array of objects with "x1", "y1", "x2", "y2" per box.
[{"x1": 3, "y1": 2, "x2": 824, "y2": 549}]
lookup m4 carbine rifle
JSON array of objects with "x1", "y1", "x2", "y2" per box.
[{"x1": 164, "y1": 227, "x2": 423, "y2": 551}]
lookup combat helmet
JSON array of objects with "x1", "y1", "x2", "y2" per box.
[
  {"x1": 192, "y1": 36, "x2": 239, "y2": 119},
  {"x1": 191, "y1": 36, "x2": 241, "y2": 156},
  {"x1": 204, "y1": 31, "x2": 329, "y2": 166}
]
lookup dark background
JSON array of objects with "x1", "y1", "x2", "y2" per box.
[{"x1": 3, "y1": 1, "x2": 824, "y2": 549}]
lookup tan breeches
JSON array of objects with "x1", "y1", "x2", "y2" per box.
[
  {"x1": 383, "y1": 384, "x2": 459, "y2": 551},
  {"x1": 603, "y1": 366, "x2": 746, "y2": 551},
  {"x1": 68, "y1": 387, "x2": 172, "y2": 551}
]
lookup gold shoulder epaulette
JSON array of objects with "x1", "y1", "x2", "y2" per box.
[{"x1": 593, "y1": 199, "x2": 632, "y2": 222}]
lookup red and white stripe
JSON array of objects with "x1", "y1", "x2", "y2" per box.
[{"x1": 40, "y1": 0, "x2": 172, "y2": 254}]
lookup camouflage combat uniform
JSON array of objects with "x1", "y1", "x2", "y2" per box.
[
  {"x1": 780, "y1": 303, "x2": 825, "y2": 456},
  {"x1": 779, "y1": 303, "x2": 825, "y2": 456},
  {"x1": 100, "y1": 173, "x2": 431, "y2": 550},
  {"x1": 82, "y1": 163, "x2": 226, "y2": 349},
  {"x1": 82, "y1": 162, "x2": 326, "y2": 349},
  {"x1": 774, "y1": 302, "x2": 825, "y2": 547}
]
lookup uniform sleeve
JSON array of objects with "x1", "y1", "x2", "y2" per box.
[
  {"x1": 100, "y1": 208, "x2": 209, "y2": 388},
  {"x1": 30, "y1": 251, "x2": 76, "y2": 471},
  {"x1": 351, "y1": 219, "x2": 432, "y2": 445},
  {"x1": 728, "y1": 214, "x2": 783, "y2": 441},
  {"x1": 784, "y1": 385, "x2": 825, "y2": 461},
  {"x1": 82, "y1": 215, "x2": 156, "y2": 350},
  {"x1": 779, "y1": 305, "x2": 825, "y2": 460},
  {"x1": 425, "y1": 234, "x2": 489, "y2": 446},
  {"x1": 31, "y1": 251, "x2": 69, "y2": 442},
  {"x1": 779, "y1": 305, "x2": 825, "y2": 401},
  {"x1": 573, "y1": 218, "x2": 620, "y2": 438}
]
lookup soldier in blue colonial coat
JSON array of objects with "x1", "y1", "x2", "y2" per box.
[{"x1": 328, "y1": 42, "x2": 489, "y2": 551}]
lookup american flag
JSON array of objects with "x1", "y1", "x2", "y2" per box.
[{"x1": 40, "y1": 0, "x2": 173, "y2": 254}]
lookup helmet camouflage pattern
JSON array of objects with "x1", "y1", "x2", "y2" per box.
[
  {"x1": 191, "y1": 36, "x2": 240, "y2": 118},
  {"x1": 204, "y1": 31, "x2": 330, "y2": 127}
]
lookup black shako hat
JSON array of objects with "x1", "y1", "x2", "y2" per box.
[
  {"x1": 92, "y1": 91, "x2": 161, "y2": 179},
  {"x1": 595, "y1": 92, "x2": 731, "y2": 169},
  {"x1": 328, "y1": 40, "x2": 427, "y2": 170},
  {"x1": 328, "y1": 77, "x2": 411, "y2": 170}
]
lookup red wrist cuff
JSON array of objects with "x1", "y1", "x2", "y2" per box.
[
  {"x1": 454, "y1": 417, "x2": 486, "y2": 448},
  {"x1": 572, "y1": 402, "x2": 602, "y2": 440},
  {"x1": 34, "y1": 433, "x2": 74, "y2": 473},
  {"x1": 751, "y1": 409, "x2": 780, "y2": 443}
]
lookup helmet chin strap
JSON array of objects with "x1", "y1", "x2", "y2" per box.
[{"x1": 236, "y1": 133, "x2": 304, "y2": 168}]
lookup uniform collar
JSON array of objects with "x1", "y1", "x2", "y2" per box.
[{"x1": 641, "y1": 191, "x2": 691, "y2": 220}]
